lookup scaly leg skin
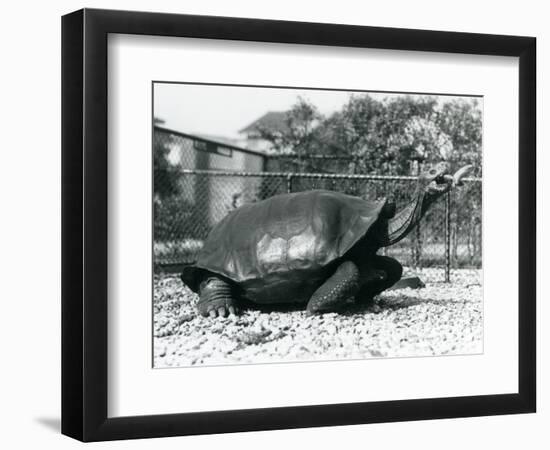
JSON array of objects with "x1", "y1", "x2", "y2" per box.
[
  {"x1": 356, "y1": 255, "x2": 403, "y2": 311},
  {"x1": 197, "y1": 277, "x2": 239, "y2": 318},
  {"x1": 306, "y1": 261, "x2": 360, "y2": 315}
]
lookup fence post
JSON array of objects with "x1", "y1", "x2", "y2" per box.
[
  {"x1": 413, "y1": 164, "x2": 421, "y2": 271},
  {"x1": 445, "y1": 190, "x2": 451, "y2": 283},
  {"x1": 286, "y1": 174, "x2": 293, "y2": 193}
]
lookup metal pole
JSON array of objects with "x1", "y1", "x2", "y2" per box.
[
  {"x1": 414, "y1": 163, "x2": 421, "y2": 270},
  {"x1": 445, "y1": 190, "x2": 451, "y2": 283},
  {"x1": 286, "y1": 174, "x2": 293, "y2": 193}
]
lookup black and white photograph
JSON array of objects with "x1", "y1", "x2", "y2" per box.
[
  {"x1": 0, "y1": 0, "x2": 543, "y2": 446},
  {"x1": 152, "y1": 83, "x2": 483, "y2": 368}
]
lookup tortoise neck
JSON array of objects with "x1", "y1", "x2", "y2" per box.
[{"x1": 385, "y1": 186, "x2": 427, "y2": 246}]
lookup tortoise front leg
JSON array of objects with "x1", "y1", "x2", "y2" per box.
[
  {"x1": 197, "y1": 276, "x2": 239, "y2": 318},
  {"x1": 306, "y1": 261, "x2": 360, "y2": 314}
]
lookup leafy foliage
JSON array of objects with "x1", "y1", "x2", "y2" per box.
[
  {"x1": 435, "y1": 99, "x2": 482, "y2": 177},
  {"x1": 257, "y1": 94, "x2": 482, "y2": 177},
  {"x1": 154, "y1": 133, "x2": 180, "y2": 198}
]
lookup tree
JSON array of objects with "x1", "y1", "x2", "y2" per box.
[
  {"x1": 435, "y1": 98, "x2": 482, "y2": 177},
  {"x1": 318, "y1": 95, "x2": 386, "y2": 174},
  {"x1": 259, "y1": 94, "x2": 481, "y2": 178},
  {"x1": 319, "y1": 95, "x2": 443, "y2": 175},
  {"x1": 153, "y1": 117, "x2": 179, "y2": 199},
  {"x1": 255, "y1": 97, "x2": 325, "y2": 172}
]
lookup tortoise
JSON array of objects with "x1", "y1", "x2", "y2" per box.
[{"x1": 181, "y1": 162, "x2": 472, "y2": 317}]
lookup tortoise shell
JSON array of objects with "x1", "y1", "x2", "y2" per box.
[{"x1": 181, "y1": 190, "x2": 386, "y2": 302}]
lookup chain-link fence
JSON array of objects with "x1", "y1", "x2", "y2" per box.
[
  {"x1": 265, "y1": 154, "x2": 358, "y2": 174},
  {"x1": 153, "y1": 127, "x2": 481, "y2": 284}
]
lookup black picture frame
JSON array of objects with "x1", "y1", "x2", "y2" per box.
[{"x1": 61, "y1": 8, "x2": 536, "y2": 442}]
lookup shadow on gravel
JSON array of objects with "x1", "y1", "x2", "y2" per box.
[
  {"x1": 379, "y1": 295, "x2": 467, "y2": 310},
  {"x1": 238, "y1": 299, "x2": 307, "y2": 314},
  {"x1": 239, "y1": 298, "x2": 383, "y2": 316},
  {"x1": 180, "y1": 286, "x2": 467, "y2": 317}
]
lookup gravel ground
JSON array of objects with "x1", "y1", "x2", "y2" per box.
[{"x1": 153, "y1": 270, "x2": 482, "y2": 368}]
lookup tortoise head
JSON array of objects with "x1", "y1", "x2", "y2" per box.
[
  {"x1": 384, "y1": 162, "x2": 474, "y2": 247},
  {"x1": 418, "y1": 162, "x2": 473, "y2": 196}
]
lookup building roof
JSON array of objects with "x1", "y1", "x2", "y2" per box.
[
  {"x1": 194, "y1": 133, "x2": 240, "y2": 147},
  {"x1": 239, "y1": 111, "x2": 289, "y2": 134},
  {"x1": 154, "y1": 125, "x2": 268, "y2": 157}
]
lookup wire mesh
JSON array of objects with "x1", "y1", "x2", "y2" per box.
[{"x1": 153, "y1": 127, "x2": 481, "y2": 284}]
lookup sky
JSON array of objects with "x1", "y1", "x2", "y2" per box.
[{"x1": 153, "y1": 82, "x2": 479, "y2": 140}]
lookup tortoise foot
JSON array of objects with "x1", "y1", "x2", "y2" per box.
[
  {"x1": 198, "y1": 277, "x2": 239, "y2": 318},
  {"x1": 202, "y1": 301, "x2": 239, "y2": 318}
]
